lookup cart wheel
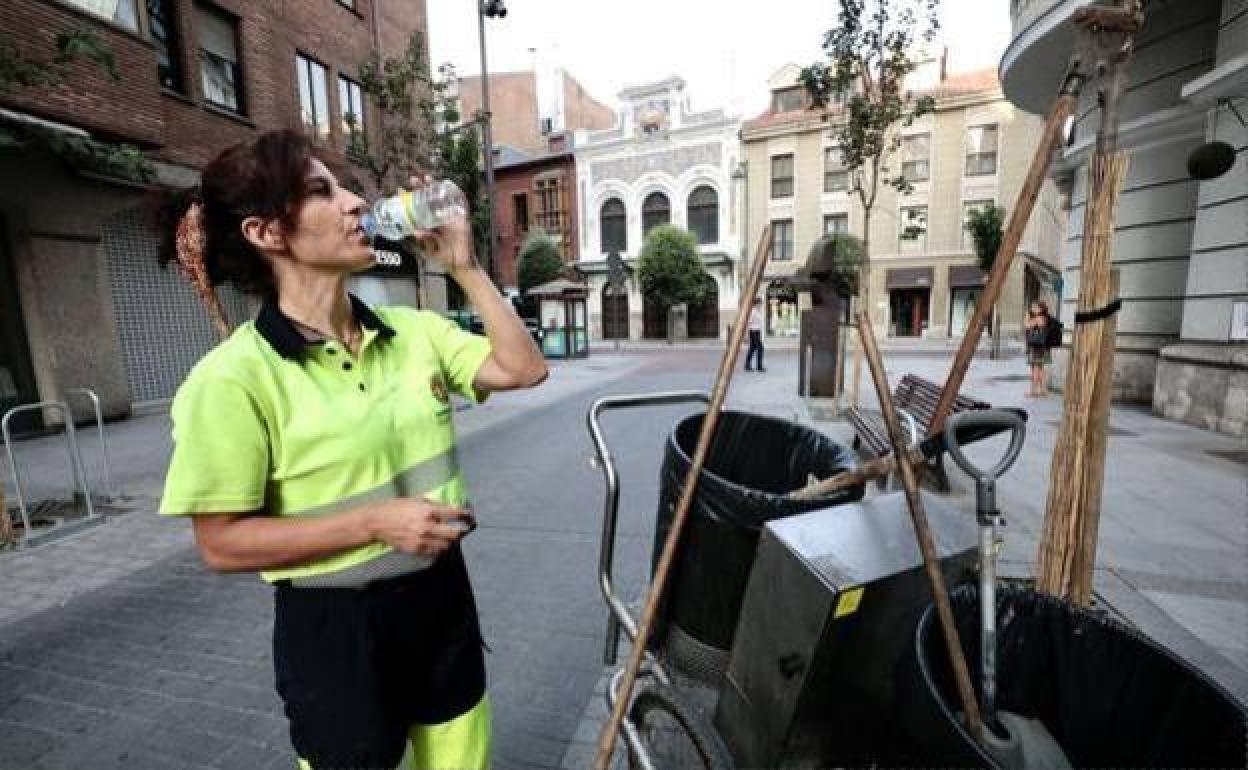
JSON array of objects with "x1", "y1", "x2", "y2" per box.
[{"x1": 626, "y1": 684, "x2": 734, "y2": 770}]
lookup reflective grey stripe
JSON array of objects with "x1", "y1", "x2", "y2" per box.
[
  {"x1": 278, "y1": 448, "x2": 460, "y2": 588},
  {"x1": 287, "y1": 448, "x2": 460, "y2": 518},
  {"x1": 289, "y1": 549, "x2": 434, "y2": 588}
]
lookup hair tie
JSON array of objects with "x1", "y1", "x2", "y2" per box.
[{"x1": 175, "y1": 202, "x2": 232, "y2": 341}]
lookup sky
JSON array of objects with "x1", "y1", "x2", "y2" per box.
[{"x1": 427, "y1": 0, "x2": 1014, "y2": 120}]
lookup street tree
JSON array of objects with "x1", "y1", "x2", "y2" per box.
[
  {"x1": 517, "y1": 228, "x2": 564, "y2": 316},
  {"x1": 352, "y1": 34, "x2": 453, "y2": 192},
  {"x1": 800, "y1": 0, "x2": 940, "y2": 402},
  {"x1": 353, "y1": 36, "x2": 493, "y2": 292},
  {"x1": 815, "y1": 232, "x2": 866, "y2": 300},
  {"x1": 638, "y1": 226, "x2": 710, "y2": 344},
  {"x1": 965, "y1": 202, "x2": 1006, "y2": 357},
  {"x1": 965, "y1": 203, "x2": 1006, "y2": 273}
]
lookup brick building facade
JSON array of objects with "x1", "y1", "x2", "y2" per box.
[
  {"x1": 456, "y1": 69, "x2": 613, "y2": 156},
  {"x1": 0, "y1": 0, "x2": 429, "y2": 428},
  {"x1": 493, "y1": 147, "x2": 579, "y2": 290}
]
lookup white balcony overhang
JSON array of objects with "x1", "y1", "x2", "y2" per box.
[
  {"x1": 1000, "y1": 0, "x2": 1098, "y2": 115},
  {"x1": 1180, "y1": 53, "x2": 1248, "y2": 106}
]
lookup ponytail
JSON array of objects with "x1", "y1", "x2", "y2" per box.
[{"x1": 154, "y1": 185, "x2": 202, "y2": 274}]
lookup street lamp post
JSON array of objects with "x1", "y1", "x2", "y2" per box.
[
  {"x1": 732, "y1": 160, "x2": 748, "y2": 292},
  {"x1": 478, "y1": 0, "x2": 506, "y2": 285}
]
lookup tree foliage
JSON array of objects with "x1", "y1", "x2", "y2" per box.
[
  {"x1": 517, "y1": 228, "x2": 564, "y2": 294},
  {"x1": 0, "y1": 30, "x2": 152, "y2": 183},
  {"x1": 352, "y1": 34, "x2": 455, "y2": 192},
  {"x1": 965, "y1": 203, "x2": 1005, "y2": 272},
  {"x1": 814, "y1": 232, "x2": 866, "y2": 298},
  {"x1": 638, "y1": 225, "x2": 709, "y2": 311},
  {"x1": 799, "y1": 0, "x2": 941, "y2": 264},
  {"x1": 354, "y1": 36, "x2": 491, "y2": 277}
]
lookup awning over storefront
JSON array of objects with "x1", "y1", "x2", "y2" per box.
[
  {"x1": 886, "y1": 267, "x2": 933, "y2": 290},
  {"x1": 949, "y1": 265, "x2": 987, "y2": 289}
]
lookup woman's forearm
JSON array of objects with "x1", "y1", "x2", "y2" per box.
[
  {"x1": 193, "y1": 504, "x2": 380, "y2": 573},
  {"x1": 453, "y1": 264, "x2": 546, "y2": 384}
]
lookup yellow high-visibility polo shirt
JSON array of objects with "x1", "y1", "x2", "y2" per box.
[{"x1": 159, "y1": 295, "x2": 492, "y2": 584}]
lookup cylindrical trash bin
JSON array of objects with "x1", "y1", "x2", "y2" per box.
[
  {"x1": 652, "y1": 410, "x2": 863, "y2": 682},
  {"x1": 896, "y1": 584, "x2": 1247, "y2": 768}
]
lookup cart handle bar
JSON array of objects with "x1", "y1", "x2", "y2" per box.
[{"x1": 587, "y1": 391, "x2": 710, "y2": 666}]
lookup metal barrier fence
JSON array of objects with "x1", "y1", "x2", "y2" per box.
[
  {"x1": 2, "y1": 393, "x2": 108, "y2": 547},
  {"x1": 64, "y1": 388, "x2": 119, "y2": 502}
]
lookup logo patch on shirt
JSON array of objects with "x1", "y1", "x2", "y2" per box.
[{"x1": 429, "y1": 372, "x2": 450, "y2": 405}]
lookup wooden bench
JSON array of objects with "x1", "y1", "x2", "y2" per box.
[{"x1": 846, "y1": 373, "x2": 991, "y2": 491}]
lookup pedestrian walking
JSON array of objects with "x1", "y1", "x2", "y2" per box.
[
  {"x1": 157, "y1": 130, "x2": 547, "y2": 770},
  {"x1": 744, "y1": 298, "x2": 765, "y2": 372},
  {"x1": 1024, "y1": 299, "x2": 1055, "y2": 398}
]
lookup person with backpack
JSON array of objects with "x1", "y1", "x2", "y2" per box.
[{"x1": 1024, "y1": 299, "x2": 1059, "y2": 397}]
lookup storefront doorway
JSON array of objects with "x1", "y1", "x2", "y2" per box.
[
  {"x1": 948, "y1": 265, "x2": 987, "y2": 337},
  {"x1": 0, "y1": 215, "x2": 39, "y2": 432},
  {"x1": 949, "y1": 287, "x2": 981, "y2": 337},
  {"x1": 765, "y1": 283, "x2": 798, "y2": 337},
  {"x1": 886, "y1": 267, "x2": 933, "y2": 338},
  {"x1": 890, "y1": 289, "x2": 930, "y2": 337},
  {"x1": 602, "y1": 286, "x2": 629, "y2": 340}
]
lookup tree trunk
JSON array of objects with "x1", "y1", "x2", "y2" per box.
[
  {"x1": 666, "y1": 306, "x2": 674, "y2": 345},
  {"x1": 849, "y1": 207, "x2": 872, "y2": 408},
  {"x1": 1036, "y1": 156, "x2": 1128, "y2": 604},
  {"x1": 990, "y1": 304, "x2": 1000, "y2": 360},
  {"x1": 0, "y1": 483, "x2": 10, "y2": 547},
  {"x1": 1036, "y1": 3, "x2": 1140, "y2": 605}
]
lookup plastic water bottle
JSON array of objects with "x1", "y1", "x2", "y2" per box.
[{"x1": 361, "y1": 180, "x2": 467, "y2": 241}]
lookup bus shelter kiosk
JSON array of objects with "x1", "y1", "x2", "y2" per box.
[{"x1": 530, "y1": 279, "x2": 589, "y2": 359}]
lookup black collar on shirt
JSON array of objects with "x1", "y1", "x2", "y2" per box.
[{"x1": 256, "y1": 294, "x2": 397, "y2": 361}]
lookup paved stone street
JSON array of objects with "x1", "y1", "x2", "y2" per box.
[{"x1": 1, "y1": 346, "x2": 1244, "y2": 770}]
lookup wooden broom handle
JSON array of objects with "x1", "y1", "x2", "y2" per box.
[
  {"x1": 927, "y1": 89, "x2": 1078, "y2": 438},
  {"x1": 856, "y1": 311, "x2": 985, "y2": 744},
  {"x1": 592, "y1": 225, "x2": 775, "y2": 770}
]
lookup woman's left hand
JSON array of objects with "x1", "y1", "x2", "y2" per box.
[{"x1": 408, "y1": 175, "x2": 478, "y2": 274}]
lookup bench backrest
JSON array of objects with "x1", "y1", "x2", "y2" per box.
[{"x1": 895, "y1": 373, "x2": 989, "y2": 427}]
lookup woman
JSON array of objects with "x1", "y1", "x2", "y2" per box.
[
  {"x1": 156, "y1": 130, "x2": 547, "y2": 769},
  {"x1": 1024, "y1": 299, "x2": 1053, "y2": 398}
]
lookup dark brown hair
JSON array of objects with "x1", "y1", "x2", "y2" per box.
[{"x1": 154, "y1": 130, "x2": 326, "y2": 297}]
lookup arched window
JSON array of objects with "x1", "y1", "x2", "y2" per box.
[
  {"x1": 600, "y1": 198, "x2": 626, "y2": 253},
  {"x1": 642, "y1": 192, "x2": 671, "y2": 235},
  {"x1": 686, "y1": 185, "x2": 719, "y2": 245}
]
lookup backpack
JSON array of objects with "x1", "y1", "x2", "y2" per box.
[{"x1": 1045, "y1": 318, "x2": 1064, "y2": 348}]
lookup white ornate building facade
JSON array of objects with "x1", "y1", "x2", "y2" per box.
[{"x1": 572, "y1": 77, "x2": 743, "y2": 340}]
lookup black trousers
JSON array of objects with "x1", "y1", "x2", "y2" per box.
[
  {"x1": 273, "y1": 545, "x2": 486, "y2": 769},
  {"x1": 745, "y1": 329, "x2": 765, "y2": 370}
]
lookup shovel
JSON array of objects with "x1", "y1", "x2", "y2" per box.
[{"x1": 944, "y1": 410, "x2": 1073, "y2": 770}]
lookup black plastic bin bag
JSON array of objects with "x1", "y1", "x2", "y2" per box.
[
  {"x1": 651, "y1": 410, "x2": 863, "y2": 659},
  {"x1": 896, "y1": 583, "x2": 1246, "y2": 769}
]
